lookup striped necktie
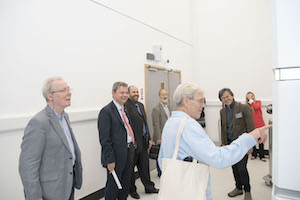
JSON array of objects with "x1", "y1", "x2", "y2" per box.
[{"x1": 121, "y1": 107, "x2": 135, "y2": 144}]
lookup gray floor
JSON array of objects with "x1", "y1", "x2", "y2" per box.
[{"x1": 101, "y1": 157, "x2": 272, "y2": 200}]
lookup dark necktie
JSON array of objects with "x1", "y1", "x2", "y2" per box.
[{"x1": 135, "y1": 104, "x2": 147, "y2": 136}]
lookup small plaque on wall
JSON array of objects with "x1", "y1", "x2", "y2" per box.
[{"x1": 160, "y1": 81, "x2": 166, "y2": 89}]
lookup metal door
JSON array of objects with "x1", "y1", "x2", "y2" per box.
[
  {"x1": 145, "y1": 65, "x2": 181, "y2": 170},
  {"x1": 145, "y1": 65, "x2": 181, "y2": 140}
]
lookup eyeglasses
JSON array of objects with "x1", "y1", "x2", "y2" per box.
[
  {"x1": 193, "y1": 98, "x2": 206, "y2": 104},
  {"x1": 221, "y1": 95, "x2": 231, "y2": 101},
  {"x1": 51, "y1": 87, "x2": 72, "y2": 94}
]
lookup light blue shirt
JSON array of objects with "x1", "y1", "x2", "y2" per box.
[
  {"x1": 53, "y1": 109, "x2": 76, "y2": 166},
  {"x1": 158, "y1": 111, "x2": 256, "y2": 200},
  {"x1": 113, "y1": 100, "x2": 133, "y2": 143}
]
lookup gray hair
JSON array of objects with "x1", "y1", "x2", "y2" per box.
[
  {"x1": 42, "y1": 76, "x2": 63, "y2": 102},
  {"x1": 112, "y1": 81, "x2": 128, "y2": 93},
  {"x1": 173, "y1": 82, "x2": 203, "y2": 108},
  {"x1": 159, "y1": 89, "x2": 168, "y2": 96}
]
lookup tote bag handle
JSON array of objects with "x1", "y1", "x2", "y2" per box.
[{"x1": 172, "y1": 117, "x2": 188, "y2": 160}]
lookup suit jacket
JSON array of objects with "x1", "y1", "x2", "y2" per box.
[
  {"x1": 19, "y1": 105, "x2": 82, "y2": 200},
  {"x1": 125, "y1": 99, "x2": 151, "y2": 153},
  {"x1": 98, "y1": 101, "x2": 132, "y2": 170},
  {"x1": 220, "y1": 101, "x2": 255, "y2": 145},
  {"x1": 151, "y1": 103, "x2": 172, "y2": 143}
]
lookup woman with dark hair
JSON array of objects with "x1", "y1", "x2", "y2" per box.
[{"x1": 246, "y1": 92, "x2": 267, "y2": 162}]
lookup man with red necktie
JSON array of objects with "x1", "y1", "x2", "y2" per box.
[{"x1": 98, "y1": 81, "x2": 136, "y2": 200}]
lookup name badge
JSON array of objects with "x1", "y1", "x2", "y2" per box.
[{"x1": 235, "y1": 112, "x2": 243, "y2": 119}]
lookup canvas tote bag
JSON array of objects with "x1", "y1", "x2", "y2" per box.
[{"x1": 157, "y1": 117, "x2": 209, "y2": 200}]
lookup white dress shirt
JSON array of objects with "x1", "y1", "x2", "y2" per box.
[
  {"x1": 113, "y1": 100, "x2": 133, "y2": 143},
  {"x1": 160, "y1": 102, "x2": 170, "y2": 118}
]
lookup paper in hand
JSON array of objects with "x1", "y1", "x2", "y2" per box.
[
  {"x1": 112, "y1": 170, "x2": 122, "y2": 189},
  {"x1": 248, "y1": 99, "x2": 254, "y2": 105}
]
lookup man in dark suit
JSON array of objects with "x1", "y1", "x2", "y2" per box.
[
  {"x1": 125, "y1": 85, "x2": 159, "y2": 199},
  {"x1": 98, "y1": 82, "x2": 135, "y2": 200},
  {"x1": 219, "y1": 88, "x2": 255, "y2": 200},
  {"x1": 19, "y1": 77, "x2": 82, "y2": 200}
]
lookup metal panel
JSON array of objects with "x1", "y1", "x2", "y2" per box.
[
  {"x1": 274, "y1": 67, "x2": 300, "y2": 81},
  {"x1": 273, "y1": 80, "x2": 300, "y2": 191},
  {"x1": 145, "y1": 66, "x2": 169, "y2": 170},
  {"x1": 272, "y1": 0, "x2": 300, "y2": 68}
]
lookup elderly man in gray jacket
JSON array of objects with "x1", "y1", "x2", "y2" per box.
[
  {"x1": 151, "y1": 89, "x2": 172, "y2": 177},
  {"x1": 19, "y1": 77, "x2": 82, "y2": 200}
]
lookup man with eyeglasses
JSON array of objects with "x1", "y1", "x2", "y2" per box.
[
  {"x1": 151, "y1": 89, "x2": 173, "y2": 177},
  {"x1": 195, "y1": 98, "x2": 206, "y2": 128},
  {"x1": 158, "y1": 83, "x2": 268, "y2": 200},
  {"x1": 19, "y1": 77, "x2": 82, "y2": 200},
  {"x1": 219, "y1": 88, "x2": 255, "y2": 200}
]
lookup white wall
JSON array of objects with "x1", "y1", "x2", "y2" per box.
[
  {"x1": 0, "y1": 0, "x2": 193, "y2": 199},
  {"x1": 191, "y1": 0, "x2": 273, "y2": 141}
]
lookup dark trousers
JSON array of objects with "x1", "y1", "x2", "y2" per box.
[
  {"x1": 105, "y1": 145, "x2": 135, "y2": 200},
  {"x1": 232, "y1": 154, "x2": 251, "y2": 192},
  {"x1": 252, "y1": 143, "x2": 265, "y2": 159},
  {"x1": 69, "y1": 168, "x2": 76, "y2": 200},
  {"x1": 156, "y1": 145, "x2": 162, "y2": 176},
  {"x1": 156, "y1": 159, "x2": 161, "y2": 176},
  {"x1": 130, "y1": 142, "x2": 155, "y2": 193}
]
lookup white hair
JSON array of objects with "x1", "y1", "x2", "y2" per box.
[
  {"x1": 173, "y1": 82, "x2": 203, "y2": 108},
  {"x1": 42, "y1": 76, "x2": 63, "y2": 102}
]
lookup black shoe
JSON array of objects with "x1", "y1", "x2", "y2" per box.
[
  {"x1": 145, "y1": 188, "x2": 159, "y2": 194},
  {"x1": 130, "y1": 191, "x2": 140, "y2": 199},
  {"x1": 158, "y1": 172, "x2": 161, "y2": 177}
]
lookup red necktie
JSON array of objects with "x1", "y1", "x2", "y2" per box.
[{"x1": 121, "y1": 107, "x2": 135, "y2": 144}]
